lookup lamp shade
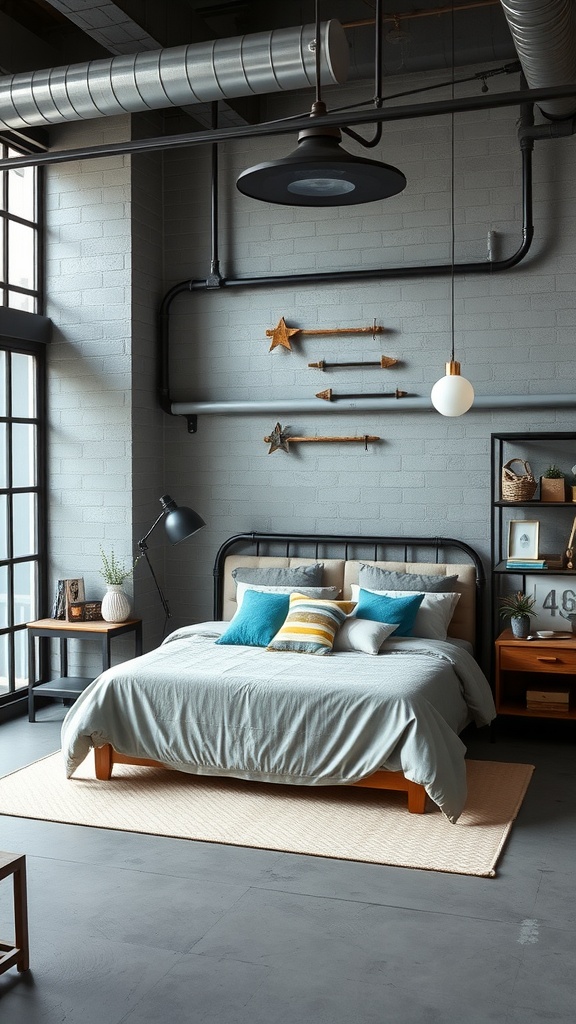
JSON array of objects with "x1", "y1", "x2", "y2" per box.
[
  {"x1": 236, "y1": 128, "x2": 407, "y2": 207},
  {"x1": 430, "y1": 362, "x2": 475, "y2": 417},
  {"x1": 160, "y1": 494, "x2": 205, "y2": 545}
]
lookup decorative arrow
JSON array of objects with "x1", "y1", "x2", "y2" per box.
[
  {"x1": 266, "y1": 317, "x2": 385, "y2": 351},
  {"x1": 308, "y1": 356, "x2": 398, "y2": 371},
  {"x1": 316, "y1": 388, "x2": 412, "y2": 402},
  {"x1": 264, "y1": 423, "x2": 380, "y2": 454}
]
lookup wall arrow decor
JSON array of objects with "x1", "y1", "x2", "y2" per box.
[
  {"x1": 264, "y1": 423, "x2": 380, "y2": 453},
  {"x1": 315, "y1": 388, "x2": 413, "y2": 402},
  {"x1": 266, "y1": 317, "x2": 385, "y2": 351}
]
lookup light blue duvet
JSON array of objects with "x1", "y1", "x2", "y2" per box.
[{"x1": 61, "y1": 623, "x2": 496, "y2": 823}]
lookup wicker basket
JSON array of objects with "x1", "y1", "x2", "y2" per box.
[{"x1": 501, "y1": 458, "x2": 537, "y2": 501}]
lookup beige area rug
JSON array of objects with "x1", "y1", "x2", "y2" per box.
[{"x1": 0, "y1": 753, "x2": 533, "y2": 877}]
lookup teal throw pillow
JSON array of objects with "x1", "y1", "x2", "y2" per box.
[
  {"x1": 354, "y1": 588, "x2": 424, "y2": 637},
  {"x1": 216, "y1": 588, "x2": 289, "y2": 647}
]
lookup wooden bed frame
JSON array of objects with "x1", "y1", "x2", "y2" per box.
[{"x1": 94, "y1": 532, "x2": 485, "y2": 814}]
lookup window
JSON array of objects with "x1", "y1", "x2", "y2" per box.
[
  {"x1": 0, "y1": 339, "x2": 46, "y2": 702},
  {"x1": 0, "y1": 142, "x2": 41, "y2": 313}
]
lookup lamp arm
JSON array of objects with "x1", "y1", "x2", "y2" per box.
[
  {"x1": 137, "y1": 509, "x2": 167, "y2": 550},
  {"x1": 139, "y1": 547, "x2": 171, "y2": 620}
]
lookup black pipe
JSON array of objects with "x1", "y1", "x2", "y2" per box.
[
  {"x1": 1, "y1": 83, "x2": 575, "y2": 170},
  {"x1": 158, "y1": 131, "x2": 535, "y2": 415}
]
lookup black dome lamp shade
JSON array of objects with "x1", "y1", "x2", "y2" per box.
[
  {"x1": 236, "y1": 0, "x2": 406, "y2": 208},
  {"x1": 236, "y1": 102, "x2": 407, "y2": 208}
]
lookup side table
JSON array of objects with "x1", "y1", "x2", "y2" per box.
[
  {"x1": 495, "y1": 628, "x2": 576, "y2": 720},
  {"x1": 27, "y1": 617, "x2": 143, "y2": 722}
]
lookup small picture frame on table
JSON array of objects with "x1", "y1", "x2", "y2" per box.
[
  {"x1": 68, "y1": 599, "x2": 102, "y2": 622},
  {"x1": 64, "y1": 578, "x2": 85, "y2": 620},
  {"x1": 507, "y1": 520, "x2": 539, "y2": 561}
]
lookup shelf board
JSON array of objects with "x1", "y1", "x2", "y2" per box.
[
  {"x1": 32, "y1": 677, "x2": 93, "y2": 698},
  {"x1": 493, "y1": 562, "x2": 576, "y2": 574},
  {"x1": 497, "y1": 703, "x2": 575, "y2": 720},
  {"x1": 494, "y1": 500, "x2": 576, "y2": 507}
]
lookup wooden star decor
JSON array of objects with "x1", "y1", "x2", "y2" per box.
[
  {"x1": 266, "y1": 318, "x2": 300, "y2": 351},
  {"x1": 265, "y1": 317, "x2": 386, "y2": 352},
  {"x1": 264, "y1": 423, "x2": 380, "y2": 454}
]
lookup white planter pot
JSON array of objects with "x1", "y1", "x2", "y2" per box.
[{"x1": 101, "y1": 585, "x2": 131, "y2": 623}]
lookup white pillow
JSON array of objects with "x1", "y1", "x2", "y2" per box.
[
  {"x1": 235, "y1": 581, "x2": 341, "y2": 611},
  {"x1": 350, "y1": 585, "x2": 460, "y2": 641},
  {"x1": 333, "y1": 618, "x2": 396, "y2": 655}
]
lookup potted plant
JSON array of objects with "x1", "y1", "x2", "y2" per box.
[
  {"x1": 99, "y1": 548, "x2": 139, "y2": 622},
  {"x1": 499, "y1": 590, "x2": 536, "y2": 639},
  {"x1": 540, "y1": 464, "x2": 566, "y2": 502}
]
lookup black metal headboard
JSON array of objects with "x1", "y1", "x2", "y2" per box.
[{"x1": 213, "y1": 532, "x2": 485, "y2": 650}]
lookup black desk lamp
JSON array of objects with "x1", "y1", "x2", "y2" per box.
[{"x1": 137, "y1": 494, "x2": 205, "y2": 619}]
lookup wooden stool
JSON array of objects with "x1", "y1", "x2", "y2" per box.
[{"x1": 0, "y1": 852, "x2": 29, "y2": 974}]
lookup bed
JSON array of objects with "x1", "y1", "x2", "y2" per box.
[{"x1": 61, "y1": 532, "x2": 496, "y2": 823}]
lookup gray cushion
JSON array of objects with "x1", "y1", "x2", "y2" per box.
[
  {"x1": 231, "y1": 563, "x2": 323, "y2": 587},
  {"x1": 358, "y1": 563, "x2": 458, "y2": 593}
]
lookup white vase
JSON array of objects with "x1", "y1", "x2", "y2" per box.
[{"x1": 101, "y1": 584, "x2": 131, "y2": 623}]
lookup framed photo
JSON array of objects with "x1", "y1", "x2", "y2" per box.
[
  {"x1": 507, "y1": 520, "x2": 539, "y2": 561},
  {"x1": 526, "y1": 575, "x2": 576, "y2": 631},
  {"x1": 67, "y1": 599, "x2": 102, "y2": 622},
  {"x1": 65, "y1": 578, "x2": 85, "y2": 620}
]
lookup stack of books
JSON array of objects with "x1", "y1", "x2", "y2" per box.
[
  {"x1": 526, "y1": 689, "x2": 570, "y2": 714},
  {"x1": 506, "y1": 557, "x2": 547, "y2": 570}
]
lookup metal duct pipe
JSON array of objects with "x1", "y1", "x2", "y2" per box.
[
  {"x1": 499, "y1": 0, "x2": 576, "y2": 119},
  {"x1": 171, "y1": 394, "x2": 576, "y2": 416},
  {"x1": 0, "y1": 21, "x2": 348, "y2": 132}
]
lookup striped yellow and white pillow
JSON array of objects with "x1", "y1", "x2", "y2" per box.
[{"x1": 266, "y1": 593, "x2": 351, "y2": 655}]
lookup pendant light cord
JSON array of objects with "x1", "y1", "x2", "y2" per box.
[
  {"x1": 314, "y1": 0, "x2": 322, "y2": 107},
  {"x1": 450, "y1": 0, "x2": 456, "y2": 364}
]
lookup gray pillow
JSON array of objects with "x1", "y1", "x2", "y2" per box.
[
  {"x1": 358, "y1": 563, "x2": 458, "y2": 593},
  {"x1": 232, "y1": 563, "x2": 323, "y2": 587}
]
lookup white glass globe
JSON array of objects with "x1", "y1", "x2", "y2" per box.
[{"x1": 431, "y1": 371, "x2": 474, "y2": 417}]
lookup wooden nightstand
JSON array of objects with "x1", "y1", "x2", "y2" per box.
[
  {"x1": 495, "y1": 629, "x2": 576, "y2": 720},
  {"x1": 27, "y1": 618, "x2": 143, "y2": 722}
]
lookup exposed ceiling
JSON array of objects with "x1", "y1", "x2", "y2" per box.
[
  {"x1": 0, "y1": 2, "x2": 517, "y2": 100},
  {"x1": 0, "y1": 1, "x2": 516, "y2": 70}
]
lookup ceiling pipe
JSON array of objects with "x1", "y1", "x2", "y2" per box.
[
  {"x1": 0, "y1": 21, "x2": 348, "y2": 132},
  {"x1": 499, "y1": 0, "x2": 576, "y2": 119}
]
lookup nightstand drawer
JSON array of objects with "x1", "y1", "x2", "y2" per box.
[{"x1": 500, "y1": 646, "x2": 576, "y2": 674}]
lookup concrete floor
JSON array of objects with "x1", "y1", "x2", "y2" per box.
[{"x1": 0, "y1": 703, "x2": 574, "y2": 1024}]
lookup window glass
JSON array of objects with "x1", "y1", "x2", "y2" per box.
[
  {"x1": 8, "y1": 292, "x2": 36, "y2": 313},
  {"x1": 14, "y1": 560, "x2": 35, "y2": 627},
  {"x1": 12, "y1": 492, "x2": 36, "y2": 557},
  {"x1": 8, "y1": 153, "x2": 35, "y2": 221},
  {"x1": 0, "y1": 564, "x2": 7, "y2": 629},
  {"x1": 8, "y1": 221, "x2": 36, "y2": 290},
  {"x1": 14, "y1": 627, "x2": 28, "y2": 690},
  {"x1": 11, "y1": 352, "x2": 36, "y2": 417},
  {"x1": 0, "y1": 423, "x2": 5, "y2": 488},
  {"x1": 12, "y1": 424, "x2": 36, "y2": 487},
  {"x1": 0, "y1": 493, "x2": 6, "y2": 560},
  {"x1": 0, "y1": 634, "x2": 8, "y2": 694},
  {"x1": 0, "y1": 350, "x2": 5, "y2": 415}
]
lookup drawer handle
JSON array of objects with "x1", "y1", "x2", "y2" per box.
[{"x1": 536, "y1": 656, "x2": 559, "y2": 663}]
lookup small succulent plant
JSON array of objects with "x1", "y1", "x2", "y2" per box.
[{"x1": 499, "y1": 590, "x2": 536, "y2": 619}]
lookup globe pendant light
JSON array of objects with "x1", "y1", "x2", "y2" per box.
[
  {"x1": 431, "y1": 2, "x2": 474, "y2": 418},
  {"x1": 236, "y1": 4, "x2": 406, "y2": 208}
]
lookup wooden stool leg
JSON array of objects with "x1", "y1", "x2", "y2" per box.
[{"x1": 13, "y1": 858, "x2": 29, "y2": 972}]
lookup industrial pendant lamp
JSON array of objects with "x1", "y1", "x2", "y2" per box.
[
  {"x1": 431, "y1": 3, "x2": 474, "y2": 417},
  {"x1": 236, "y1": 2, "x2": 406, "y2": 207}
]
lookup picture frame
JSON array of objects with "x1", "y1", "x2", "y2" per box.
[
  {"x1": 64, "y1": 578, "x2": 85, "y2": 620},
  {"x1": 68, "y1": 599, "x2": 103, "y2": 622},
  {"x1": 507, "y1": 520, "x2": 539, "y2": 561},
  {"x1": 526, "y1": 574, "x2": 576, "y2": 631}
]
